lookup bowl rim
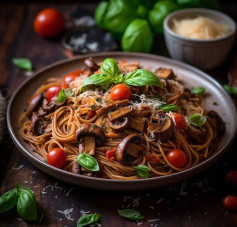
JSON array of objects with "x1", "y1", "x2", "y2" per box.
[{"x1": 164, "y1": 8, "x2": 236, "y2": 43}]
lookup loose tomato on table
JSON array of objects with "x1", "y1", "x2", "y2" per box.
[
  {"x1": 47, "y1": 148, "x2": 66, "y2": 169},
  {"x1": 168, "y1": 112, "x2": 186, "y2": 130},
  {"x1": 34, "y1": 8, "x2": 64, "y2": 37},
  {"x1": 222, "y1": 195, "x2": 237, "y2": 210},
  {"x1": 226, "y1": 170, "x2": 237, "y2": 185},
  {"x1": 62, "y1": 70, "x2": 82, "y2": 84},
  {"x1": 46, "y1": 85, "x2": 62, "y2": 102},
  {"x1": 146, "y1": 154, "x2": 160, "y2": 163},
  {"x1": 106, "y1": 148, "x2": 116, "y2": 161},
  {"x1": 166, "y1": 148, "x2": 187, "y2": 168},
  {"x1": 110, "y1": 84, "x2": 132, "y2": 100}
]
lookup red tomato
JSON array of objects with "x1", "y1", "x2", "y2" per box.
[
  {"x1": 110, "y1": 84, "x2": 132, "y2": 100},
  {"x1": 47, "y1": 148, "x2": 66, "y2": 169},
  {"x1": 88, "y1": 110, "x2": 96, "y2": 118},
  {"x1": 222, "y1": 195, "x2": 237, "y2": 210},
  {"x1": 226, "y1": 170, "x2": 237, "y2": 185},
  {"x1": 62, "y1": 70, "x2": 82, "y2": 84},
  {"x1": 46, "y1": 85, "x2": 61, "y2": 102},
  {"x1": 34, "y1": 8, "x2": 64, "y2": 37},
  {"x1": 106, "y1": 148, "x2": 116, "y2": 161},
  {"x1": 168, "y1": 113, "x2": 186, "y2": 130},
  {"x1": 167, "y1": 149, "x2": 187, "y2": 168},
  {"x1": 146, "y1": 154, "x2": 160, "y2": 163}
]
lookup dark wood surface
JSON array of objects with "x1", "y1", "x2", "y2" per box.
[{"x1": 0, "y1": 3, "x2": 237, "y2": 227}]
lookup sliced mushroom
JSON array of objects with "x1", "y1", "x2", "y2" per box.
[
  {"x1": 108, "y1": 117, "x2": 129, "y2": 131},
  {"x1": 207, "y1": 111, "x2": 225, "y2": 136},
  {"x1": 108, "y1": 106, "x2": 133, "y2": 122},
  {"x1": 81, "y1": 67, "x2": 94, "y2": 77},
  {"x1": 26, "y1": 92, "x2": 43, "y2": 117},
  {"x1": 123, "y1": 64, "x2": 139, "y2": 73},
  {"x1": 31, "y1": 112, "x2": 38, "y2": 122},
  {"x1": 42, "y1": 99, "x2": 64, "y2": 114},
  {"x1": 147, "y1": 114, "x2": 174, "y2": 141},
  {"x1": 84, "y1": 58, "x2": 100, "y2": 71},
  {"x1": 155, "y1": 68, "x2": 176, "y2": 80},
  {"x1": 76, "y1": 123, "x2": 106, "y2": 156},
  {"x1": 129, "y1": 116, "x2": 145, "y2": 132},
  {"x1": 116, "y1": 133, "x2": 142, "y2": 166},
  {"x1": 33, "y1": 117, "x2": 52, "y2": 136},
  {"x1": 187, "y1": 124, "x2": 206, "y2": 144},
  {"x1": 71, "y1": 160, "x2": 96, "y2": 177}
]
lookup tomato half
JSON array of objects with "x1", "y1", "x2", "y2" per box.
[
  {"x1": 34, "y1": 8, "x2": 64, "y2": 37},
  {"x1": 106, "y1": 148, "x2": 116, "y2": 161},
  {"x1": 62, "y1": 70, "x2": 82, "y2": 84},
  {"x1": 167, "y1": 149, "x2": 187, "y2": 168},
  {"x1": 226, "y1": 170, "x2": 237, "y2": 185},
  {"x1": 222, "y1": 195, "x2": 237, "y2": 210},
  {"x1": 46, "y1": 85, "x2": 61, "y2": 102},
  {"x1": 146, "y1": 154, "x2": 160, "y2": 163},
  {"x1": 168, "y1": 113, "x2": 186, "y2": 130},
  {"x1": 47, "y1": 148, "x2": 66, "y2": 169},
  {"x1": 110, "y1": 84, "x2": 132, "y2": 101}
]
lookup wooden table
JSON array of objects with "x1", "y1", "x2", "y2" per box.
[{"x1": 1, "y1": 3, "x2": 237, "y2": 227}]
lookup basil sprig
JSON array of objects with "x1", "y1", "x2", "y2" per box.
[
  {"x1": 57, "y1": 88, "x2": 74, "y2": 103},
  {"x1": 77, "y1": 213, "x2": 101, "y2": 227},
  {"x1": 224, "y1": 85, "x2": 237, "y2": 98},
  {"x1": 161, "y1": 104, "x2": 179, "y2": 112},
  {"x1": 191, "y1": 87, "x2": 205, "y2": 95},
  {"x1": 77, "y1": 153, "x2": 100, "y2": 171},
  {"x1": 0, "y1": 183, "x2": 37, "y2": 221},
  {"x1": 117, "y1": 209, "x2": 145, "y2": 221},
  {"x1": 133, "y1": 165, "x2": 150, "y2": 178},
  {"x1": 81, "y1": 58, "x2": 162, "y2": 92},
  {"x1": 12, "y1": 58, "x2": 32, "y2": 71},
  {"x1": 189, "y1": 113, "x2": 206, "y2": 127}
]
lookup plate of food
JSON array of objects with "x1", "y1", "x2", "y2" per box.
[{"x1": 7, "y1": 52, "x2": 237, "y2": 190}]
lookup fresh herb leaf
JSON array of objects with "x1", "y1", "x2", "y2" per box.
[
  {"x1": 213, "y1": 102, "x2": 218, "y2": 106},
  {"x1": 0, "y1": 188, "x2": 18, "y2": 213},
  {"x1": 189, "y1": 113, "x2": 206, "y2": 127},
  {"x1": 91, "y1": 105, "x2": 96, "y2": 111},
  {"x1": 123, "y1": 69, "x2": 162, "y2": 88},
  {"x1": 12, "y1": 58, "x2": 32, "y2": 71},
  {"x1": 57, "y1": 88, "x2": 74, "y2": 103},
  {"x1": 77, "y1": 213, "x2": 101, "y2": 227},
  {"x1": 117, "y1": 209, "x2": 145, "y2": 221},
  {"x1": 96, "y1": 97, "x2": 102, "y2": 102},
  {"x1": 15, "y1": 183, "x2": 34, "y2": 194},
  {"x1": 191, "y1": 87, "x2": 205, "y2": 95},
  {"x1": 161, "y1": 104, "x2": 179, "y2": 112},
  {"x1": 133, "y1": 165, "x2": 150, "y2": 178},
  {"x1": 77, "y1": 154, "x2": 99, "y2": 171},
  {"x1": 224, "y1": 85, "x2": 237, "y2": 97},
  {"x1": 93, "y1": 124, "x2": 98, "y2": 129},
  {"x1": 101, "y1": 58, "x2": 119, "y2": 77}
]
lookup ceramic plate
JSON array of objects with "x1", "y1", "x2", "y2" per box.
[{"x1": 7, "y1": 52, "x2": 237, "y2": 190}]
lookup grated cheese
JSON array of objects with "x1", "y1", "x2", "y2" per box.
[
  {"x1": 57, "y1": 208, "x2": 74, "y2": 221},
  {"x1": 12, "y1": 164, "x2": 24, "y2": 170}
]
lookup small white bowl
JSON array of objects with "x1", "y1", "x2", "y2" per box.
[{"x1": 163, "y1": 8, "x2": 236, "y2": 70}]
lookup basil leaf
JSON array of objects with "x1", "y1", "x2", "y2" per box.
[
  {"x1": 0, "y1": 188, "x2": 18, "y2": 213},
  {"x1": 15, "y1": 183, "x2": 34, "y2": 194},
  {"x1": 161, "y1": 104, "x2": 179, "y2": 112},
  {"x1": 57, "y1": 88, "x2": 74, "y2": 103},
  {"x1": 224, "y1": 85, "x2": 237, "y2": 97},
  {"x1": 191, "y1": 87, "x2": 205, "y2": 95},
  {"x1": 133, "y1": 165, "x2": 150, "y2": 178},
  {"x1": 123, "y1": 69, "x2": 162, "y2": 88},
  {"x1": 101, "y1": 58, "x2": 119, "y2": 77},
  {"x1": 77, "y1": 153, "x2": 99, "y2": 171},
  {"x1": 17, "y1": 190, "x2": 37, "y2": 221},
  {"x1": 12, "y1": 58, "x2": 32, "y2": 71},
  {"x1": 77, "y1": 213, "x2": 101, "y2": 227},
  {"x1": 117, "y1": 209, "x2": 145, "y2": 221},
  {"x1": 189, "y1": 113, "x2": 206, "y2": 127},
  {"x1": 80, "y1": 73, "x2": 114, "y2": 92}
]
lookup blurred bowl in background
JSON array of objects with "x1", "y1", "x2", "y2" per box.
[{"x1": 163, "y1": 8, "x2": 236, "y2": 70}]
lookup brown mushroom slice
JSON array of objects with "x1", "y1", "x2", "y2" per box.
[
  {"x1": 81, "y1": 67, "x2": 94, "y2": 77},
  {"x1": 147, "y1": 114, "x2": 174, "y2": 141},
  {"x1": 84, "y1": 58, "x2": 100, "y2": 71},
  {"x1": 108, "y1": 117, "x2": 129, "y2": 131},
  {"x1": 123, "y1": 64, "x2": 139, "y2": 73},
  {"x1": 84, "y1": 136, "x2": 96, "y2": 155},
  {"x1": 71, "y1": 160, "x2": 96, "y2": 177},
  {"x1": 26, "y1": 92, "x2": 43, "y2": 117},
  {"x1": 108, "y1": 106, "x2": 133, "y2": 122},
  {"x1": 207, "y1": 111, "x2": 225, "y2": 136},
  {"x1": 116, "y1": 133, "x2": 142, "y2": 166},
  {"x1": 129, "y1": 116, "x2": 145, "y2": 132},
  {"x1": 187, "y1": 124, "x2": 206, "y2": 144},
  {"x1": 155, "y1": 68, "x2": 176, "y2": 80},
  {"x1": 72, "y1": 160, "x2": 80, "y2": 174},
  {"x1": 33, "y1": 117, "x2": 52, "y2": 136},
  {"x1": 42, "y1": 99, "x2": 65, "y2": 114},
  {"x1": 31, "y1": 112, "x2": 38, "y2": 122}
]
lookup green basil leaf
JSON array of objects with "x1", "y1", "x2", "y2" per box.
[
  {"x1": 57, "y1": 88, "x2": 74, "y2": 103},
  {"x1": 117, "y1": 209, "x2": 145, "y2": 221},
  {"x1": 101, "y1": 58, "x2": 119, "y2": 77},
  {"x1": 77, "y1": 213, "x2": 101, "y2": 227},
  {"x1": 189, "y1": 113, "x2": 206, "y2": 127},
  {"x1": 133, "y1": 165, "x2": 150, "y2": 178},
  {"x1": 15, "y1": 183, "x2": 34, "y2": 194},
  {"x1": 161, "y1": 104, "x2": 179, "y2": 112},
  {"x1": 123, "y1": 69, "x2": 162, "y2": 88},
  {"x1": 80, "y1": 73, "x2": 114, "y2": 92},
  {"x1": 77, "y1": 153, "x2": 99, "y2": 171},
  {"x1": 224, "y1": 85, "x2": 237, "y2": 97},
  {"x1": 0, "y1": 188, "x2": 18, "y2": 213},
  {"x1": 191, "y1": 87, "x2": 205, "y2": 95},
  {"x1": 17, "y1": 190, "x2": 37, "y2": 221},
  {"x1": 12, "y1": 58, "x2": 32, "y2": 71}
]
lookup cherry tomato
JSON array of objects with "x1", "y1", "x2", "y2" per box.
[
  {"x1": 62, "y1": 70, "x2": 82, "y2": 84},
  {"x1": 146, "y1": 154, "x2": 160, "y2": 163},
  {"x1": 167, "y1": 149, "x2": 187, "y2": 168},
  {"x1": 222, "y1": 195, "x2": 237, "y2": 210},
  {"x1": 106, "y1": 148, "x2": 116, "y2": 161},
  {"x1": 226, "y1": 170, "x2": 237, "y2": 185},
  {"x1": 110, "y1": 84, "x2": 132, "y2": 101},
  {"x1": 34, "y1": 8, "x2": 64, "y2": 37},
  {"x1": 88, "y1": 110, "x2": 96, "y2": 119},
  {"x1": 46, "y1": 85, "x2": 61, "y2": 102},
  {"x1": 168, "y1": 113, "x2": 186, "y2": 130},
  {"x1": 47, "y1": 148, "x2": 66, "y2": 169}
]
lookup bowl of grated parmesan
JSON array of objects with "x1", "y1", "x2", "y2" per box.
[{"x1": 164, "y1": 8, "x2": 236, "y2": 70}]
